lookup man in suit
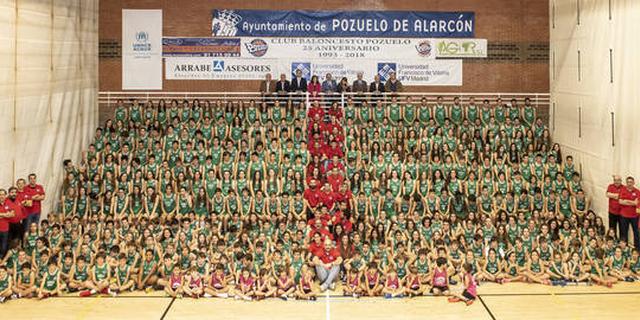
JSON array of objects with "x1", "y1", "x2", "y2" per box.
[
  {"x1": 369, "y1": 74, "x2": 385, "y2": 93},
  {"x1": 276, "y1": 73, "x2": 291, "y2": 96},
  {"x1": 259, "y1": 73, "x2": 276, "y2": 94},
  {"x1": 384, "y1": 72, "x2": 403, "y2": 93},
  {"x1": 321, "y1": 73, "x2": 338, "y2": 94},
  {"x1": 290, "y1": 69, "x2": 307, "y2": 92},
  {"x1": 352, "y1": 72, "x2": 368, "y2": 93}
]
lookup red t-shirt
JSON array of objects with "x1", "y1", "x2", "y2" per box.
[
  {"x1": 619, "y1": 187, "x2": 639, "y2": 218},
  {"x1": 25, "y1": 184, "x2": 45, "y2": 215},
  {"x1": 607, "y1": 184, "x2": 623, "y2": 214},
  {"x1": 5, "y1": 198, "x2": 24, "y2": 224},
  {"x1": 319, "y1": 190, "x2": 337, "y2": 209},
  {"x1": 0, "y1": 203, "x2": 13, "y2": 232},
  {"x1": 304, "y1": 188, "x2": 321, "y2": 208},
  {"x1": 308, "y1": 241, "x2": 324, "y2": 257},
  {"x1": 316, "y1": 247, "x2": 341, "y2": 264},
  {"x1": 327, "y1": 174, "x2": 345, "y2": 192}
]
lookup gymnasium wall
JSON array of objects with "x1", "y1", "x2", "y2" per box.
[
  {"x1": 0, "y1": 0, "x2": 99, "y2": 217},
  {"x1": 99, "y1": 0, "x2": 550, "y2": 93},
  {"x1": 550, "y1": 0, "x2": 640, "y2": 217}
]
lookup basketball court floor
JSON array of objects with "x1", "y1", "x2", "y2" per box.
[{"x1": 5, "y1": 283, "x2": 640, "y2": 319}]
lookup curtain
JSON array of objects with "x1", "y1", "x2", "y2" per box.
[
  {"x1": 550, "y1": 0, "x2": 640, "y2": 216},
  {"x1": 0, "y1": 0, "x2": 98, "y2": 218}
]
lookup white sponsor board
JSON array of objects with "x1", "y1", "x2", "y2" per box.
[
  {"x1": 241, "y1": 37, "x2": 437, "y2": 60},
  {"x1": 434, "y1": 38, "x2": 487, "y2": 58},
  {"x1": 122, "y1": 10, "x2": 163, "y2": 90},
  {"x1": 165, "y1": 57, "x2": 462, "y2": 86},
  {"x1": 165, "y1": 57, "x2": 275, "y2": 80}
]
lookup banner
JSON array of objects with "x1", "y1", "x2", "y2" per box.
[
  {"x1": 241, "y1": 37, "x2": 436, "y2": 60},
  {"x1": 122, "y1": 9, "x2": 163, "y2": 90},
  {"x1": 434, "y1": 38, "x2": 487, "y2": 58},
  {"x1": 165, "y1": 57, "x2": 274, "y2": 80},
  {"x1": 163, "y1": 37, "x2": 241, "y2": 57},
  {"x1": 165, "y1": 57, "x2": 462, "y2": 86},
  {"x1": 211, "y1": 9, "x2": 475, "y2": 38}
]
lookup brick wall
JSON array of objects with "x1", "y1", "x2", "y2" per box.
[{"x1": 99, "y1": 0, "x2": 549, "y2": 93}]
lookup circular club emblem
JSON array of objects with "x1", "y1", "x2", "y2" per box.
[
  {"x1": 415, "y1": 40, "x2": 433, "y2": 57},
  {"x1": 245, "y1": 39, "x2": 268, "y2": 57}
]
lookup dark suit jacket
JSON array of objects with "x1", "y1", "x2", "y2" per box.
[
  {"x1": 369, "y1": 81, "x2": 385, "y2": 93},
  {"x1": 259, "y1": 80, "x2": 276, "y2": 93},
  {"x1": 290, "y1": 77, "x2": 308, "y2": 92},
  {"x1": 352, "y1": 80, "x2": 368, "y2": 93},
  {"x1": 276, "y1": 80, "x2": 291, "y2": 93}
]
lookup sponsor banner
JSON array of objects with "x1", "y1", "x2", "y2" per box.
[
  {"x1": 166, "y1": 57, "x2": 462, "y2": 86},
  {"x1": 241, "y1": 37, "x2": 436, "y2": 60},
  {"x1": 122, "y1": 9, "x2": 163, "y2": 90},
  {"x1": 162, "y1": 37, "x2": 241, "y2": 57},
  {"x1": 211, "y1": 9, "x2": 474, "y2": 38},
  {"x1": 435, "y1": 38, "x2": 487, "y2": 58},
  {"x1": 165, "y1": 57, "x2": 275, "y2": 80}
]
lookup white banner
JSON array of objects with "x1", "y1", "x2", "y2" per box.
[
  {"x1": 241, "y1": 37, "x2": 437, "y2": 60},
  {"x1": 434, "y1": 38, "x2": 487, "y2": 58},
  {"x1": 122, "y1": 10, "x2": 163, "y2": 90},
  {"x1": 165, "y1": 57, "x2": 275, "y2": 80},
  {"x1": 165, "y1": 57, "x2": 462, "y2": 86}
]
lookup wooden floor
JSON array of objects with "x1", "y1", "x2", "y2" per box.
[{"x1": 5, "y1": 283, "x2": 640, "y2": 320}]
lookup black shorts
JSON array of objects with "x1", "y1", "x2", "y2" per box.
[
  {"x1": 462, "y1": 290, "x2": 476, "y2": 300},
  {"x1": 430, "y1": 285, "x2": 449, "y2": 293}
]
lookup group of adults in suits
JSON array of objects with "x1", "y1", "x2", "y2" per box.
[{"x1": 259, "y1": 70, "x2": 403, "y2": 97}]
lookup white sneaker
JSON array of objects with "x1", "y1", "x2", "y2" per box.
[
  {"x1": 329, "y1": 283, "x2": 336, "y2": 291},
  {"x1": 203, "y1": 293, "x2": 212, "y2": 298},
  {"x1": 320, "y1": 284, "x2": 328, "y2": 292},
  {"x1": 216, "y1": 293, "x2": 229, "y2": 298},
  {"x1": 0, "y1": 297, "x2": 5, "y2": 303}
]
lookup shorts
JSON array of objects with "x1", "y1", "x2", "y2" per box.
[
  {"x1": 430, "y1": 285, "x2": 449, "y2": 293},
  {"x1": 462, "y1": 290, "x2": 476, "y2": 300}
]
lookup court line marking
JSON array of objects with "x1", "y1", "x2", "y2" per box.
[
  {"x1": 478, "y1": 295, "x2": 497, "y2": 320},
  {"x1": 160, "y1": 297, "x2": 176, "y2": 320},
  {"x1": 46, "y1": 290, "x2": 640, "y2": 300}
]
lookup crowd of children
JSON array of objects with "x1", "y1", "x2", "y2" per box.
[{"x1": 0, "y1": 95, "x2": 638, "y2": 305}]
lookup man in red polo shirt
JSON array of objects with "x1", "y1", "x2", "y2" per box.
[
  {"x1": 312, "y1": 238, "x2": 342, "y2": 292},
  {"x1": 606, "y1": 175, "x2": 623, "y2": 236},
  {"x1": 24, "y1": 174, "x2": 45, "y2": 228},
  {"x1": 0, "y1": 189, "x2": 16, "y2": 258},
  {"x1": 6, "y1": 187, "x2": 25, "y2": 243},
  {"x1": 619, "y1": 176, "x2": 639, "y2": 250}
]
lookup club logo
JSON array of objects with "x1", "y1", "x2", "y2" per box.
[
  {"x1": 415, "y1": 40, "x2": 433, "y2": 57},
  {"x1": 133, "y1": 31, "x2": 151, "y2": 52},
  {"x1": 244, "y1": 39, "x2": 268, "y2": 57},
  {"x1": 212, "y1": 10, "x2": 242, "y2": 37}
]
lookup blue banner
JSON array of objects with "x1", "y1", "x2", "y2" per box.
[{"x1": 211, "y1": 10, "x2": 475, "y2": 38}]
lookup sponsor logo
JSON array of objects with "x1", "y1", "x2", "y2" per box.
[
  {"x1": 377, "y1": 62, "x2": 396, "y2": 81},
  {"x1": 244, "y1": 39, "x2": 269, "y2": 57},
  {"x1": 133, "y1": 31, "x2": 151, "y2": 52},
  {"x1": 291, "y1": 62, "x2": 311, "y2": 79},
  {"x1": 415, "y1": 40, "x2": 433, "y2": 57},
  {"x1": 212, "y1": 10, "x2": 242, "y2": 37},
  {"x1": 437, "y1": 40, "x2": 484, "y2": 57},
  {"x1": 212, "y1": 60, "x2": 225, "y2": 72}
]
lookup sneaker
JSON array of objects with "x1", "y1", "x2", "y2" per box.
[
  {"x1": 449, "y1": 278, "x2": 458, "y2": 285},
  {"x1": 100, "y1": 288, "x2": 109, "y2": 294},
  {"x1": 319, "y1": 284, "x2": 328, "y2": 292},
  {"x1": 90, "y1": 289, "x2": 97, "y2": 295},
  {"x1": 10, "y1": 294, "x2": 17, "y2": 300},
  {"x1": 79, "y1": 290, "x2": 92, "y2": 297},
  {"x1": 353, "y1": 293, "x2": 359, "y2": 299},
  {"x1": 310, "y1": 296, "x2": 317, "y2": 301},
  {"x1": 0, "y1": 297, "x2": 5, "y2": 303},
  {"x1": 329, "y1": 283, "x2": 336, "y2": 291},
  {"x1": 280, "y1": 295, "x2": 288, "y2": 301},
  {"x1": 203, "y1": 293, "x2": 212, "y2": 298},
  {"x1": 465, "y1": 300, "x2": 474, "y2": 306},
  {"x1": 448, "y1": 297, "x2": 461, "y2": 303},
  {"x1": 384, "y1": 293, "x2": 392, "y2": 299},
  {"x1": 396, "y1": 293, "x2": 404, "y2": 298}
]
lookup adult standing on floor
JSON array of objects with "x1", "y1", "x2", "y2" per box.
[
  {"x1": 24, "y1": 174, "x2": 45, "y2": 228},
  {"x1": 5, "y1": 187, "x2": 25, "y2": 244},
  {"x1": 606, "y1": 175, "x2": 623, "y2": 236},
  {"x1": 312, "y1": 238, "x2": 343, "y2": 292},
  {"x1": 619, "y1": 176, "x2": 639, "y2": 250},
  {"x1": 0, "y1": 189, "x2": 15, "y2": 258}
]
